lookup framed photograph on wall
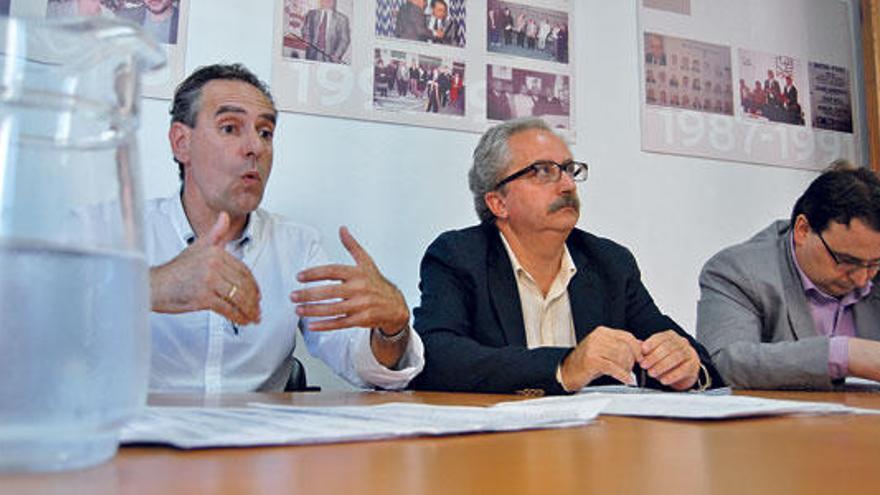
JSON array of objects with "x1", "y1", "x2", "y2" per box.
[
  {"x1": 271, "y1": 0, "x2": 576, "y2": 139},
  {"x1": 639, "y1": 0, "x2": 861, "y2": 170},
  {"x1": 40, "y1": 0, "x2": 190, "y2": 99}
]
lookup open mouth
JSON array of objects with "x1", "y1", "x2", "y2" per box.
[{"x1": 241, "y1": 172, "x2": 261, "y2": 184}]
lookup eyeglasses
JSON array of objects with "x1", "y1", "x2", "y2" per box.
[
  {"x1": 493, "y1": 160, "x2": 588, "y2": 190},
  {"x1": 816, "y1": 230, "x2": 880, "y2": 274}
]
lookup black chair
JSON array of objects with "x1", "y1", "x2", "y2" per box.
[{"x1": 284, "y1": 357, "x2": 321, "y2": 392}]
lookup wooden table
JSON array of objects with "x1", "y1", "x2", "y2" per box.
[{"x1": 3, "y1": 390, "x2": 879, "y2": 494}]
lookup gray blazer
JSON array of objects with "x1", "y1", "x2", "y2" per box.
[{"x1": 697, "y1": 220, "x2": 880, "y2": 389}]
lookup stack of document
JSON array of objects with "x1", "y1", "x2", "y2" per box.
[
  {"x1": 498, "y1": 387, "x2": 880, "y2": 419},
  {"x1": 121, "y1": 397, "x2": 610, "y2": 449},
  {"x1": 121, "y1": 389, "x2": 878, "y2": 449}
]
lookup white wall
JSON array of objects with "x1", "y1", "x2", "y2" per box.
[{"x1": 137, "y1": 0, "x2": 862, "y2": 390}]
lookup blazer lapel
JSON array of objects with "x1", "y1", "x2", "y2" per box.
[
  {"x1": 854, "y1": 288, "x2": 880, "y2": 340},
  {"x1": 486, "y1": 226, "x2": 527, "y2": 347},
  {"x1": 567, "y1": 239, "x2": 606, "y2": 342},
  {"x1": 779, "y1": 231, "x2": 819, "y2": 339}
]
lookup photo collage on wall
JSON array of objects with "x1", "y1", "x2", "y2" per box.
[
  {"x1": 272, "y1": 0, "x2": 575, "y2": 137},
  {"x1": 373, "y1": 0, "x2": 467, "y2": 118},
  {"x1": 486, "y1": 0, "x2": 572, "y2": 131},
  {"x1": 639, "y1": 0, "x2": 858, "y2": 170}
]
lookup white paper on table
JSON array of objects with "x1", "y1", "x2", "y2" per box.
[
  {"x1": 573, "y1": 384, "x2": 733, "y2": 395},
  {"x1": 120, "y1": 397, "x2": 610, "y2": 449},
  {"x1": 843, "y1": 377, "x2": 880, "y2": 391},
  {"x1": 494, "y1": 390, "x2": 880, "y2": 420}
]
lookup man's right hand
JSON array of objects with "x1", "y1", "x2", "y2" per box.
[
  {"x1": 848, "y1": 338, "x2": 880, "y2": 382},
  {"x1": 149, "y1": 212, "x2": 261, "y2": 325},
  {"x1": 559, "y1": 326, "x2": 643, "y2": 391}
]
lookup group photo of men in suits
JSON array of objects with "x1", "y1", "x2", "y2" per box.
[
  {"x1": 739, "y1": 69, "x2": 805, "y2": 125},
  {"x1": 373, "y1": 49, "x2": 465, "y2": 116},
  {"x1": 487, "y1": 0, "x2": 569, "y2": 64},
  {"x1": 486, "y1": 65, "x2": 571, "y2": 130},
  {"x1": 643, "y1": 32, "x2": 735, "y2": 116},
  {"x1": 738, "y1": 52, "x2": 807, "y2": 125}
]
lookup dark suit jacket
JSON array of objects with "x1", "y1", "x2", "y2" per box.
[
  {"x1": 784, "y1": 85, "x2": 798, "y2": 106},
  {"x1": 395, "y1": 2, "x2": 431, "y2": 41},
  {"x1": 411, "y1": 223, "x2": 723, "y2": 395},
  {"x1": 302, "y1": 8, "x2": 350, "y2": 63}
]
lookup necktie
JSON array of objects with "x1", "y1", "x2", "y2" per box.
[{"x1": 317, "y1": 11, "x2": 327, "y2": 51}]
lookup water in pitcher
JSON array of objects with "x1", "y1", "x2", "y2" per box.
[{"x1": 0, "y1": 240, "x2": 150, "y2": 472}]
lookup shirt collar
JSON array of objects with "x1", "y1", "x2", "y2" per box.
[
  {"x1": 789, "y1": 233, "x2": 872, "y2": 305},
  {"x1": 168, "y1": 193, "x2": 255, "y2": 248},
  {"x1": 499, "y1": 230, "x2": 577, "y2": 284}
]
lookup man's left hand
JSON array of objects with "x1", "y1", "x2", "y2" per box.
[
  {"x1": 639, "y1": 330, "x2": 700, "y2": 391},
  {"x1": 290, "y1": 226, "x2": 410, "y2": 335}
]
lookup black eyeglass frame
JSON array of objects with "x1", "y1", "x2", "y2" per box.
[
  {"x1": 815, "y1": 230, "x2": 880, "y2": 273},
  {"x1": 493, "y1": 160, "x2": 588, "y2": 190}
]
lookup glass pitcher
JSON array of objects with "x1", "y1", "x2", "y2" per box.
[{"x1": 0, "y1": 16, "x2": 164, "y2": 472}]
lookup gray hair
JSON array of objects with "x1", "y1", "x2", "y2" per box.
[{"x1": 468, "y1": 117, "x2": 555, "y2": 223}]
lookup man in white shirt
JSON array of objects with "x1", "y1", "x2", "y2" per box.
[{"x1": 144, "y1": 63, "x2": 424, "y2": 393}]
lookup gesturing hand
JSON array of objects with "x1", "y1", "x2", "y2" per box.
[
  {"x1": 290, "y1": 226, "x2": 410, "y2": 334},
  {"x1": 150, "y1": 212, "x2": 262, "y2": 325}
]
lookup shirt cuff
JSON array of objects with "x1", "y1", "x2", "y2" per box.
[
  {"x1": 351, "y1": 326, "x2": 425, "y2": 390},
  {"x1": 555, "y1": 364, "x2": 571, "y2": 392},
  {"x1": 828, "y1": 336, "x2": 850, "y2": 380}
]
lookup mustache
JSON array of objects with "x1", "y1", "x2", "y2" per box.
[{"x1": 548, "y1": 194, "x2": 580, "y2": 213}]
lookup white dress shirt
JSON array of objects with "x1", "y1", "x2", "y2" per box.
[
  {"x1": 499, "y1": 232, "x2": 577, "y2": 349},
  {"x1": 77, "y1": 195, "x2": 424, "y2": 393}
]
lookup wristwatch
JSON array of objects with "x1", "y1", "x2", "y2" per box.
[
  {"x1": 694, "y1": 363, "x2": 712, "y2": 392},
  {"x1": 373, "y1": 325, "x2": 409, "y2": 344}
]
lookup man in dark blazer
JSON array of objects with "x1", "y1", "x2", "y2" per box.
[
  {"x1": 301, "y1": 0, "x2": 351, "y2": 64},
  {"x1": 411, "y1": 118, "x2": 721, "y2": 395},
  {"x1": 698, "y1": 166, "x2": 880, "y2": 389}
]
